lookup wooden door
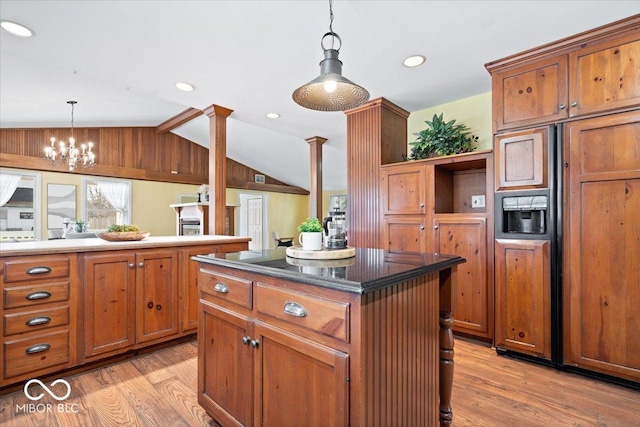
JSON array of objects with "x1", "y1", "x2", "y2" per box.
[
  {"x1": 495, "y1": 239, "x2": 550, "y2": 359},
  {"x1": 569, "y1": 33, "x2": 640, "y2": 117},
  {"x1": 247, "y1": 197, "x2": 263, "y2": 250},
  {"x1": 563, "y1": 111, "x2": 640, "y2": 381},
  {"x1": 253, "y1": 321, "x2": 349, "y2": 427},
  {"x1": 83, "y1": 252, "x2": 136, "y2": 358},
  {"x1": 383, "y1": 215, "x2": 428, "y2": 258},
  {"x1": 136, "y1": 249, "x2": 179, "y2": 343},
  {"x1": 434, "y1": 215, "x2": 491, "y2": 338},
  {"x1": 491, "y1": 55, "x2": 568, "y2": 131},
  {"x1": 494, "y1": 127, "x2": 550, "y2": 191},
  {"x1": 381, "y1": 163, "x2": 428, "y2": 215},
  {"x1": 198, "y1": 302, "x2": 253, "y2": 427}
]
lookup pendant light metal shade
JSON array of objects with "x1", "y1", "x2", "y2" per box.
[{"x1": 292, "y1": 1, "x2": 369, "y2": 112}]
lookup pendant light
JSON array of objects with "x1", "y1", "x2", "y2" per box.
[
  {"x1": 44, "y1": 101, "x2": 96, "y2": 172},
  {"x1": 292, "y1": 0, "x2": 369, "y2": 111}
]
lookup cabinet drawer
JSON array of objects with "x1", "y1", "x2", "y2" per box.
[
  {"x1": 3, "y1": 281, "x2": 70, "y2": 309},
  {"x1": 3, "y1": 330, "x2": 70, "y2": 379},
  {"x1": 199, "y1": 268, "x2": 252, "y2": 310},
  {"x1": 256, "y1": 283, "x2": 350, "y2": 342},
  {"x1": 4, "y1": 305, "x2": 70, "y2": 336},
  {"x1": 2, "y1": 256, "x2": 71, "y2": 283}
]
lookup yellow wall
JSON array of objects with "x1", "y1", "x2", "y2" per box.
[{"x1": 407, "y1": 91, "x2": 492, "y2": 152}]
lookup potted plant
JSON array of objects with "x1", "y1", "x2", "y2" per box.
[
  {"x1": 297, "y1": 217, "x2": 323, "y2": 251},
  {"x1": 406, "y1": 113, "x2": 478, "y2": 160}
]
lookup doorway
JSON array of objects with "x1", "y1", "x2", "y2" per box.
[{"x1": 239, "y1": 193, "x2": 269, "y2": 251}]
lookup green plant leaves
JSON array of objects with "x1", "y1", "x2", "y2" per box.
[{"x1": 407, "y1": 113, "x2": 478, "y2": 160}]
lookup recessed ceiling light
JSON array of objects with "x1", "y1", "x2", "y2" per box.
[
  {"x1": 403, "y1": 55, "x2": 426, "y2": 68},
  {"x1": 175, "y1": 82, "x2": 195, "y2": 92},
  {"x1": 266, "y1": 113, "x2": 280, "y2": 119},
  {"x1": 0, "y1": 20, "x2": 35, "y2": 38}
]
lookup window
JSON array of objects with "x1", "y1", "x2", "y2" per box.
[
  {"x1": 0, "y1": 171, "x2": 40, "y2": 240},
  {"x1": 84, "y1": 177, "x2": 131, "y2": 230}
]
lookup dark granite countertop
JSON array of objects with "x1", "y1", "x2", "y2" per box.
[{"x1": 193, "y1": 247, "x2": 465, "y2": 295}]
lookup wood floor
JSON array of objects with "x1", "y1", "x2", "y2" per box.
[{"x1": 0, "y1": 338, "x2": 638, "y2": 426}]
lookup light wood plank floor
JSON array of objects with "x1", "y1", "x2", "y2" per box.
[{"x1": 0, "y1": 338, "x2": 638, "y2": 426}]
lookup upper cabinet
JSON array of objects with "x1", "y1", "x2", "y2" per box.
[
  {"x1": 487, "y1": 16, "x2": 640, "y2": 133},
  {"x1": 494, "y1": 127, "x2": 550, "y2": 191}
]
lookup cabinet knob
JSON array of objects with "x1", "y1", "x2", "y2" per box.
[
  {"x1": 559, "y1": 104, "x2": 566, "y2": 110},
  {"x1": 129, "y1": 263, "x2": 135, "y2": 269},
  {"x1": 138, "y1": 262, "x2": 144, "y2": 268},
  {"x1": 420, "y1": 225, "x2": 425, "y2": 230},
  {"x1": 242, "y1": 336, "x2": 251, "y2": 345},
  {"x1": 420, "y1": 203, "x2": 425, "y2": 208},
  {"x1": 570, "y1": 101, "x2": 578, "y2": 107},
  {"x1": 433, "y1": 225, "x2": 438, "y2": 230},
  {"x1": 250, "y1": 339, "x2": 260, "y2": 348}
]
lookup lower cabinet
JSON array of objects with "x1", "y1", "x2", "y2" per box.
[
  {"x1": 494, "y1": 239, "x2": 550, "y2": 359},
  {"x1": 435, "y1": 215, "x2": 492, "y2": 338},
  {"x1": 83, "y1": 249, "x2": 178, "y2": 359}
]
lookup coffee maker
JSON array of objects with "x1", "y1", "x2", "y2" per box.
[{"x1": 322, "y1": 208, "x2": 347, "y2": 249}]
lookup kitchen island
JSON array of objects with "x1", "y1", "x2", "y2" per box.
[
  {"x1": 0, "y1": 235, "x2": 249, "y2": 390},
  {"x1": 194, "y1": 248, "x2": 465, "y2": 426}
]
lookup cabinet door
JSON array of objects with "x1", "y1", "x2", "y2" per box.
[
  {"x1": 383, "y1": 216, "x2": 428, "y2": 257},
  {"x1": 84, "y1": 252, "x2": 136, "y2": 358},
  {"x1": 494, "y1": 127, "x2": 550, "y2": 191},
  {"x1": 563, "y1": 112, "x2": 640, "y2": 381},
  {"x1": 381, "y1": 163, "x2": 428, "y2": 215},
  {"x1": 198, "y1": 302, "x2": 253, "y2": 427},
  {"x1": 492, "y1": 55, "x2": 568, "y2": 131},
  {"x1": 494, "y1": 239, "x2": 550, "y2": 359},
  {"x1": 136, "y1": 250, "x2": 179, "y2": 343},
  {"x1": 253, "y1": 321, "x2": 349, "y2": 427},
  {"x1": 434, "y1": 216, "x2": 491, "y2": 338},
  {"x1": 569, "y1": 33, "x2": 640, "y2": 117}
]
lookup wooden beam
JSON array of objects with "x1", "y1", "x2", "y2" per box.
[
  {"x1": 155, "y1": 108, "x2": 203, "y2": 134},
  {"x1": 203, "y1": 104, "x2": 234, "y2": 235},
  {"x1": 305, "y1": 136, "x2": 327, "y2": 220}
]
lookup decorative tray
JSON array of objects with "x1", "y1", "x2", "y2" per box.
[
  {"x1": 285, "y1": 246, "x2": 355, "y2": 260},
  {"x1": 95, "y1": 231, "x2": 150, "y2": 242}
]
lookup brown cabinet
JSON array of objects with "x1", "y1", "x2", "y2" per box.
[
  {"x1": 491, "y1": 55, "x2": 569, "y2": 132},
  {"x1": 381, "y1": 151, "x2": 494, "y2": 340},
  {"x1": 494, "y1": 239, "x2": 550, "y2": 359},
  {"x1": 487, "y1": 17, "x2": 640, "y2": 132},
  {"x1": 83, "y1": 249, "x2": 178, "y2": 359},
  {"x1": 435, "y1": 215, "x2": 491, "y2": 338},
  {"x1": 0, "y1": 254, "x2": 78, "y2": 386},
  {"x1": 563, "y1": 111, "x2": 640, "y2": 382},
  {"x1": 494, "y1": 127, "x2": 550, "y2": 191}
]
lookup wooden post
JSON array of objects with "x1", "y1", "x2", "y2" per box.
[
  {"x1": 305, "y1": 136, "x2": 327, "y2": 220},
  {"x1": 203, "y1": 104, "x2": 233, "y2": 235}
]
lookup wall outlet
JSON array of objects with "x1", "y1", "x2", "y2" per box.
[{"x1": 471, "y1": 195, "x2": 485, "y2": 208}]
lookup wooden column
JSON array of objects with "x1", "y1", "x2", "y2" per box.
[
  {"x1": 345, "y1": 97, "x2": 409, "y2": 249},
  {"x1": 305, "y1": 136, "x2": 327, "y2": 219},
  {"x1": 203, "y1": 104, "x2": 233, "y2": 235}
]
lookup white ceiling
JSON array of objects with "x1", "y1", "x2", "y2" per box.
[{"x1": 1, "y1": 1, "x2": 638, "y2": 190}]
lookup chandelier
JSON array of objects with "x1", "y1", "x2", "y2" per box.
[
  {"x1": 44, "y1": 101, "x2": 96, "y2": 172},
  {"x1": 292, "y1": 0, "x2": 369, "y2": 111}
]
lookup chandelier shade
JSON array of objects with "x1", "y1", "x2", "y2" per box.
[
  {"x1": 44, "y1": 101, "x2": 96, "y2": 172},
  {"x1": 292, "y1": 1, "x2": 369, "y2": 111}
]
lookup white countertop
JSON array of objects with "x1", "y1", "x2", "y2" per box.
[{"x1": 0, "y1": 235, "x2": 250, "y2": 257}]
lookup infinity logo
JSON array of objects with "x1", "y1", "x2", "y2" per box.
[{"x1": 24, "y1": 379, "x2": 72, "y2": 401}]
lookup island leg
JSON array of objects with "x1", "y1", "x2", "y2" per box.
[{"x1": 439, "y1": 267, "x2": 456, "y2": 426}]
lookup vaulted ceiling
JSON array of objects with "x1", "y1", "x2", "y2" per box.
[{"x1": 1, "y1": 1, "x2": 637, "y2": 190}]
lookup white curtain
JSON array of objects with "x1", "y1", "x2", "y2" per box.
[
  {"x1": 97, "y1": 180, "x2": 128, "y2": 216},
  {"x1": 0, "y1": 174, "x2": 21, "y2": 207}
]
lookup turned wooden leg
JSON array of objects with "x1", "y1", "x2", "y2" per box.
[{"x1": 439, "y1": 311, "x2": 455, "y2": 426}]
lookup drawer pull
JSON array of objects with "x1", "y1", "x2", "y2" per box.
[
  {"x1": 283, "y1": 301, "x2": 307, "y2": 317},
  {"x1": 26, "y1": 316, "x2": 52, "y2": 327},
  {"x1": 26, "y1": 291, "x2": 52, "y2": 301},
  {"x1": 25, "y1": 343, "x2": 50, "y2": 354},
  {"x1": 26, "y1": 266, "x2": 52, "y2": 275},
  {"x1": 214, "y1": 282, "x2": 229, "y2": 294}
]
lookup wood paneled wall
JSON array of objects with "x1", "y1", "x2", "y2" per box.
[
  {"x1": 0, "y1": 127, "x2": 308, "y2": 194},
  {"x1": 345, "y1": 98, "x2": 409, "y2": 249}
]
